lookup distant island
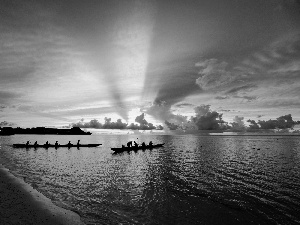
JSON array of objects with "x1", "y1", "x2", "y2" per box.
[{"x1": 0, "y1": 127, "x2": 91, "y2": 136}]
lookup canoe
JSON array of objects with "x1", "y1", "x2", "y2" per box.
[
  {"x1": 13, "y1": 144, "x2": 102, "y2": 148},
  {"x1": 111, "y1": 143, "x2": 165, "y2": 153}
]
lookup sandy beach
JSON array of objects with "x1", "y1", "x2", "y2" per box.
[{"x1": 0, "y1": 165, "x2": 84, "y2": 225}]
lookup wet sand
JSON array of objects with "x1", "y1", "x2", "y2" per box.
[{"x1": 0, "y1": 165, "x2": 84, "y2": 225}]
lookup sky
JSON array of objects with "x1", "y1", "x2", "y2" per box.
[{"x1": 0, "y1": 0, "x2": 300, "y2": 127}]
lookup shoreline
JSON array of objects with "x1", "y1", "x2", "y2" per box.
[{"x1": 0, "y1": 164, "x2": 85, "y2": 225}]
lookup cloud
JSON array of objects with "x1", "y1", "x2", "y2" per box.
[
  {"x1": 175, "y1": 103, "x2": 195, "y2": 108},
  {"x1": 143, "y1": 54, "x2": 201, "y2": 117},
  {"x1": 232, "y1": 116, "x2": 245, "y2": 126},
  {"x1": 219, "y1": 109, "x2": 231, "y2": 112},
  {"x1": 0, "y1": 105, "x2": 6, "y2": 111},
  {"x1": 196, "y1": 32, "x2": 300, "y2": 109},
  {"x1": 232, "y1": 95, "x2": 257, "y2": 102},
  {"x1": 247, "y1": 119, "x2": 260, "y2": 130},
  {"x1": 225, "y1": 84, "x2": 257, "y2": 95},
  {"x1": 72, "y1": 115, "x2": 156, "y2": 130},
  {"x1": 191, "y1": 105, "x2": 224, "y2": 130},
  {"x1": 72, "y1": 118, "x2": 128, "y2": 129},
  {"x1": 135, "y1": 113, "x2": 148, "y2": 125},
  {"x1": 146, "y1": 100, "x2": 188, "y2": 125},
  {"x1": 214, "y1": 85, "x2": 257, "y2": 102},
  {"x1": 0, "y1": 91, "x2": 22, "y2": 104},
  {"x1": 240, "y1": 32, "x2": 300, "y2": 77},
  {"x1": 133, "y1": 113, "x2": 156, "y2": 130},
  {"x1": 195, "y1": 59, "x2": 236, "y2": 90},
  {"x1": 14, "y1": 105, "x2": 73, "y2": 123},
  {"x1": 255, "y1": 114, "x2": 297, "y2": 129},
  {"x1": 0, "y1": 121, "x2": 15, "y2": 127},
  {"x1": 215, "y1": 96, "x2": 229, "y2": 100}
]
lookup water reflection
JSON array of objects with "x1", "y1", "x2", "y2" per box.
[{"x1": 1, "y1": 135, "x2": 300, "y2": 224}]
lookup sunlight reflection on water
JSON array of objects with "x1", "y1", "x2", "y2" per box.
[{"x1": 1, "y1": 134, "x2": 300, "y2": 224}]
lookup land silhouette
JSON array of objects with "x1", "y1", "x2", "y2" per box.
[{"x1": 0, "y1": 127, "x2": 91, "y2": 136}]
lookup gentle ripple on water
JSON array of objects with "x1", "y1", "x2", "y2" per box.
[{"x1": 0, "y1": 134, "x2": 300, "y2": 224}]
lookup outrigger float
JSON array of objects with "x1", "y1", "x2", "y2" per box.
[
  {"x1": 13, "y1": 144, "x2": 102, "y2": 148},
  {"x1": 111, "y1": 143, "x2": 165, "y2": 153}
]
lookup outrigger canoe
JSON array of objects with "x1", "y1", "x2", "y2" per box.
[
  {"x1": 111, "y1": 143, "x2": 165, "y2": 153},
  {"x1": 13, "y1": 144, "x2": 102, "y2": 148}
]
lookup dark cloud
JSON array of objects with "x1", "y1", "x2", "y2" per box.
[
  {"x1": 135, "y1": 113, "x2": 148, "y2": 126},
  {"x1": 241, "y1": 33, "x2": 300, "y2": 77},
  {"x1": 247, "y1": 119, "x2": 260, "y2": 130},
  {"x1": 72, "y1": 118, "x2": 127, "y2": 129},
  {"x1": 233, "y1": 95, "x2": 257, "y2": 102},
  {"x1": 175, "y1": 103, "x2": 195, "y2": 108},
  {"x1": 143, "y1": 56, "x2": 201, "y2": 123},
  {"x1": 257, "y1": 114, "x2": 297, "y2": 129},
  {"x1": 215, "y1": 96, "x2": 229, "y2": 100},
  {"x1": 134, "y1": 113, "x2": 156, "y2": 130},
  {"x1": 146, "y1": 100, "x2": 188, "y2": 125},
  {"x1": 72, "y1": 114, "x2": 157, "y2": 130},
  {"x1": 195, "y1": 59, "x2": 235, "y2": 90},
  {"x1": 0, "y1": 91, "x2": 21, "y2": 104},
  {"x1": 191, "y1": 105, "x2": 224, "y2": 130},
  {"x1": 230, "y1": 116, "x2": 246, "y2": 131},
  {"x1": 0, "y1": 121, "x2": 15, "y2": 127},
  {"x1": 164, "y1": 120, "x2": 179, "y2": 130},
  {"x1": 196, "y1": 32, "x2": 300, "y2": 108},
  {"x1": 215, "y1": 95, "x2": 256, "y2": 102},
  {"x1": 225, "y1": 84, "x2": 257, "y2": 95},
  {"x1": 0, "y1": 105, "x2": 7, "y2": 111},
  {"x1": 149, "y1": 57, "x2": 201, "y2": 107}
]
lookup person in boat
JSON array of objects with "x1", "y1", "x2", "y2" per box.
[
  {"x1": 134, "y1": 141, "x2": 138, "y2": 147},
  {"x1": 45, "y1": 141, "x2": 49, "y2": 145},
  {"x1": 127, "y1": 141, "x2": 132, "y2": 148},
  {"x1": 141, "y1": 142, "x2": 146, "y2": 147},
  {"x1": 55, "y1": 141, "x2": 59, "y2": 147},
  {"x1": 77, "y1": 140, "x2": 80, "y2": 146},
  {"x1": 67, "y1": 141, "x2": 72, "y2": 147},
  {"x1": 34, "y1": 141, "x2": 38, "y2": 146},
  {"x1": 26, "y1": 141, "x2": 30, "y2": 146},
  {"x1": 122, "y1": 144, "x2": 125, "y2": 148},
  {"x1": 149, "y1": 141, "x2": 153, "y2": 146}
]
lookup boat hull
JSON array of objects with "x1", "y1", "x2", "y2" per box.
[
  {"x1": 13, "y1": 144, "x2": 101, "y2": 148},
  {"x1": 111, "y1": 143, "x2": 165, "y2": 153}
]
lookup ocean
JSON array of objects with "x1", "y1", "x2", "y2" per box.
[{"x1": 0, "y1": 134, "x2": 300, "y2": 225}]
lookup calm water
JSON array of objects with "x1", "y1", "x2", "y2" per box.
[{"x1": 1, "y1": 134, "x2": 300, "y2": 225}]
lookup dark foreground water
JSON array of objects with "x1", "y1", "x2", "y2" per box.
[{"x1": 1, "y1": 134, "x2": 300, "y2": 225}]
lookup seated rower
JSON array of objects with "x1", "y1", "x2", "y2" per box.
[
  {"x1": 34, "y1": 141, "x2": 38, "y2": 146},
  {"x1": 45, "y1": 141, "x2": 49, "y2": 145},
  {"x1": 149, "y1": 141, "x2": 153, "y2": 146},
  {"x1": 55, "y1": 141, "x2": 59, "y2": 147},
  {"x1": 127, "y1": 141, "x2": 132, "y2": 148},
  {"x1": 67, "y1": 141, "x2": 72, "y2": 147},
  {"x1": 77, "y1": 140, "x2": 80, "y2": 146},
  {"x1": 134, "y1": 141, "x2": 138, "y2": 147},
  {"x1": 26, "y1": 141, "x2": 30, "y2": 146},
  {"x1": 141, "y1": 142, "x2": 146, "y2": 147},
  {"x1": 122, "y1": 144, "x2": 125, "y2": 148}
]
